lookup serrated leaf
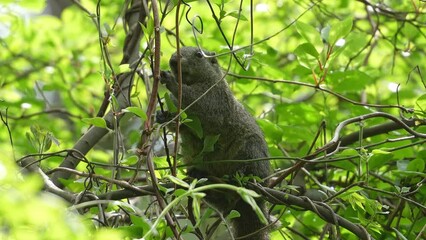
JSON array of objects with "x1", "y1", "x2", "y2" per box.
[
  {"x1": 123, "y1": 106, "x2": 147, "y2": 120},
  {"x1": 82, "y1": 117, "x2": 107, "y2": 128}
]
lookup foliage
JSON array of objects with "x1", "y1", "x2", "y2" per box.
[
  {"x1": 0, "y1": 155, "x2": 122, "y2": 240},
  {"x1": 0, "y1": 0, "x2": 425, "y2": 239}
]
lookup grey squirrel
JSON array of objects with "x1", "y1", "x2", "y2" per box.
[{"x1": 158, "y1": 47, "x2": 271, "y2": 240}]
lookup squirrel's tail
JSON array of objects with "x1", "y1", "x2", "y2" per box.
[{"x1": 232, "y1": 199, "x2": 269, "y2": 240}]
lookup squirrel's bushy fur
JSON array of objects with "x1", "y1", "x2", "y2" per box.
[{"x1": 159, "y1": 47, "x2": 271, "y2": 240}]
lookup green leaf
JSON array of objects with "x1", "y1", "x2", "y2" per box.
[
  {"x1": 164, "y1": 92, "x2": 177, "y2": 113},
  {"x1": 401, "y1": 23, "x2": 419, "y2": 39},
  {"x1": 123, "y1": 106, "x2": 148, "y2": 120},
  {"x1": 219, "y1": 9, "x2": 226, "y2": 21},
  {"x1": 372, "y1": 149, "x2": 392, "y2": 155},
  {"x1": 121, "y1": 155, "x2": 138, "y2": 165},
  {"x1": 184, "y1": 115, "x2": 203, "y2": 139},
  {"x1": 202, "y1": 134, "x2": 220, "y2": 153},
  {"x1": 212, "y1": 0, "x2": 231, "y2": 4},
  {"x1": 110, "y1": 94, "x2": 119, "y2": 110},
  {"x1": 167, "y1": 175, "x2": 190, "y2": 188},
  {"x1": 297, "y1": 43, "x2": 319, "y2": 58},
  {"x1": 225, "y1": 11, "x2": 248, "y2": 21},
  {"x1": 392, "y1": 170, "x2": 426, "y2": 178},
  {"x1": 295, "y1": 21, "x2": 323, "y2": 50},
  {"x1": 237, "y1": 187, "x2": 267, "y2": 224},
  {"x1": 30, "y1": 125, "x2": 41, "y2": 139},
  {"x1": 392, "y1": 227, "x2": 409, "y2": 240},
  {"x1": 129, "y1": 214, "x2": 151, "y2": 236},
  {"x1": 294, "y1": 43, "x2": 319, "y2": 70},
  {"x1": 342, "y1": 32, "x2": 369, "y2": 56},
  {"x1": 406, "y1": 158, "x2": 425, "y2": 172},
  {"x1": 173, "y1": 189, "x2": 187, "y2": 197},
  {"x1": 82, "y1": 117, "x2": 107, "y2": 128},
  {"x1": 257, "y1": 119, "x2": 284, "y2": 144},
  {"x1": 413, "y1": 217, "x2": 426, "y2": 232},
  {"x1": 328, "y1": 70, "x2": 373, "y2": 92},
  {"x1": 339, "y1": 186, "x2": 363, "y2": 198},
  {"x1": 25, "y1": 132, "x2": 36, "y2": 152},
  {"x1": 227, "y1": 210, "x2": 240, "y2": 219},
  {"x1": 118, "y1": 64, "x2": 130, "y2": 74},
  {"x1": 415, "y1": 94, "x2": 426, "y2": 116},
  {"x1": 344, "y1": 192, "x2": 366, "y2": 211},
  {"x1": 328, "y1": 17, "x2": 353, "y2": 45},
  {"x1": 46, "y1": 132, "x2": 60, "y2": 147},
  {"x1": 42, "y1": 133, "x2": 52, "y2": 152},
  {"x1": 339, "y1": 148, "x2": 359, "y2": 156},
  {"x1": 329, "y1": 160, "x2": 357, "y2": 172},
  {"x1": 369, "y1": 150, "x2": 394, "y2": 171},
  {"x1": 192, "y1": 194, "x2": 202, "y2": 221},
  {"x1": 140, "y1": 17, "x2": 153, "y2": 38}
]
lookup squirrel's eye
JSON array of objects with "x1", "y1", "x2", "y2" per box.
[
  {"x1": 195, "y1": 51, "x2": 203, "y2": 58},
  {"x1": 211, "y1": 58, "x2": 218, "y2": 64}
]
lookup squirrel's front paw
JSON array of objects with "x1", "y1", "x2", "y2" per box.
[
  {"x1": 160, "y1": 70, "x2": 174, "y2": 84},
  {"x1": 156, "y1": 110, "x2": 175, "y2": 124}
]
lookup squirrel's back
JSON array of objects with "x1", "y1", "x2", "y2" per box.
[{"x1": 160, "y1": 47, "x2": 271, "y2": 239}]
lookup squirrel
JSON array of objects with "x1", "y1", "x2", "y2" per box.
[{"x1": 158, "y1": 47, "x2": 271, "y2": 240}]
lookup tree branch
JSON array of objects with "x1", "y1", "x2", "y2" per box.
[{"x1": 51, "y1": 1, "x2": 146, "y2": 188}]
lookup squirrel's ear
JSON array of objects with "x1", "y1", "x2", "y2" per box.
[
  {"x1": 195, "y1": 51, "x2": 204, "y2": 58},
  {"x1": 209, "y1": 52, "x2": 218, "y2": 64}
]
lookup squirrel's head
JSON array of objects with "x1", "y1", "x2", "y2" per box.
[{"x1": 169, "y1": 47, "x2": 223, "y2": 85}]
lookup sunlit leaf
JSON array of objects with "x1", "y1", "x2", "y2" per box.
[{"x1": 82, "y1": 117, "x2": 107, "y2": 128}]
